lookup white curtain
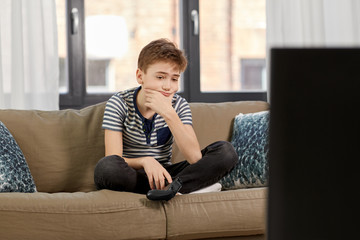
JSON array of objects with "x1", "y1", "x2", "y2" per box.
[
  {"x1": 266, "y1": 0, "x2": 360, "y2": 100},
  {"x1": 0, "y1": 0, "x2": 59, "y2": 110},
  {"x1": 267, "y1": 0, "x2": 360, "y2": 46}
]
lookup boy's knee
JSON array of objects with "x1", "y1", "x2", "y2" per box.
[
  {"x1": 94, "y1": 155, "x2": 136, "y2": 191},
  {"x1": 217, "y1": 141, "x2": 238, "y2": 170},
  {"x1": 94, "y1": 155, "x2": 124, "y2": 176}
]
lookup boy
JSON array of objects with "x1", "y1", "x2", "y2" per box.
[{"x1": 94, "y1": 38, "x2": 237, "y2": 200}]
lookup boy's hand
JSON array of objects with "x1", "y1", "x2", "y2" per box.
[
  {"x1": 144, "y1": 89, "x2": 174, "y2": 117},
  {"x1": 142, "y1": 157, "x2": 172, "y2": 190}
]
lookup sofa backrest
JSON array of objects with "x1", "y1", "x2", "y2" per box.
[
  {"x1": 0, "y1": 101, "x2": 269, "y2": 193},
  {"x1": 0, "y1": 103, "x2": 106, "y2": 193},
  {"x1": 172, "y1": 101, "x2": 269, "y2": 163}
]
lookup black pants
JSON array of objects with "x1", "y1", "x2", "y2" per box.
[{"x1": 94, "y1": 141, "x2": 238, "y2": 194}]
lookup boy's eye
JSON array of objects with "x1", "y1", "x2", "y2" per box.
[
  {"x1": 157, "y1": 76, "x2": 164, "y2": 80},
  {"x1": 172, "y1": 78, "x2": 179, "y2": 82}
]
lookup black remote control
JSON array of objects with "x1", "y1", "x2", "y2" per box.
[{"x1": 146, "y1": 177, "x2": 182, "y2": 201}]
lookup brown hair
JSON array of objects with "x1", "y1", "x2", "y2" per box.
[{"x1": 137, "y1": 38, "x2": 188, "y2": 73}]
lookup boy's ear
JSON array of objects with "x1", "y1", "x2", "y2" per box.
[{"x1": 136, "y1": 68, "x2": 143, "y2": 84}]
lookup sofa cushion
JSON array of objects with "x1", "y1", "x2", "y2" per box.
[
  {"x1": 0, "y1": 102, "x2": 106, "y2": 193},
  {"x1": 0, "y1": 121, "x2": 37, "y2": 193},
  {"x1": 220, "y1": 111, "x2": 269, "y2": 190},
  {"x1": 0, "y1": 190, "x2": 166, "y2": 240},
  {"x1": 164, "y1": 187, "x2": 267, "y2": 239},
  {"x1": 172, "y1": 101, "x2": 270, "y2": 164}
]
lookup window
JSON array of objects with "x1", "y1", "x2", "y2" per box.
[
  {"x1": 240, "y1": 59, "x2": 266, "y2": 90},
  {"x1": 56, "y1": 0, "x2": 267, "y2": 109},
  {"x1": 200, "y1": 0, "x2": 266, "y2": 92},
  {"x1": 84, "y1": 0, "x2": 180, "y2": 94}
]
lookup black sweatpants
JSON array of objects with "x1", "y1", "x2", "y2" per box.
[{"x1": 94, "y1": 141, "x2": 238, "y2": 194}]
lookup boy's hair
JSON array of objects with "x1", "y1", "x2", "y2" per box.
[{"x1": 137, "y1": 38, "x2": 188, "y2": 73}]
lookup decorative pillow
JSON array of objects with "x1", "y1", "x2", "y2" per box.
[
  {"x1": 0, "y1": 121, "x2": 37, "y2": 193},
  {"x1": 220, "y1": 111, "x2": 269, "y2": 190}
]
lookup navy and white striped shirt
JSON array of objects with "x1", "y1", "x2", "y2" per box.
[{"x1": 102, "y1": 86, "x2": 192, "y2": 165}]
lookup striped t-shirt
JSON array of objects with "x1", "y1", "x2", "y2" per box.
[{"x1": 102, "y1": 86, "x2": 192, "y2": 165}]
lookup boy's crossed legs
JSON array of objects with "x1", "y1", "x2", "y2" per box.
[{"x1": 94, "y1": 141, "x2": 237, "y2": 196}]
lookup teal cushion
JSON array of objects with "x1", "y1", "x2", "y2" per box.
[
  {"x1": 0, "y1": 121, "x2": 37, "y2": 193},
  {"x1": 220, "y1": 111, "x2": 269, "y2": 190}
]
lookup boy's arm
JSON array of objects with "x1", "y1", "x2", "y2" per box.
[
  {"x1": 162, "y1": 111, "x2": 202, "y2": 164},
  {"x1": 144, "y1": 89, "x2": 202, "y2": 164},
  {"x1": 105, "y1": 129, "x2": 145, "y2": 169},
  {"x1": 104, "y1": 129, "x2": 123, "y2": 157},
  {"x1": 104, "y1": 129, "x2": 172, "y2": 189}
]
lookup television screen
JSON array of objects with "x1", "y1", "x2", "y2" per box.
[{"x1": 267, "y1": 48, "x2": 360, "y2": 240}]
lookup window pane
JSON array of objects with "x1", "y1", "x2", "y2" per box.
[
  {"x1": 85, "y1": 0, "x2": 180, "y2": 93},
  {"x1": 56, "y1": 0, "x2": 68, "y2": 94},
  {"x1": 199, "y1": 0, "x2": 266, "y2": 92}
]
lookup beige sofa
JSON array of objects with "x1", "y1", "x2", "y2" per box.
[{"x1": 0, "y1": 100, "x2": 269, "y2": 240}]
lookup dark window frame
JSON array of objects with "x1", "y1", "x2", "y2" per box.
[{"x1": 60, "y1": 0, "x2": 267, "y2": 109}]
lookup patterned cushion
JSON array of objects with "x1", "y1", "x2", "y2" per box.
[
  {"x1": 0, "y1": 121, "x2": 37, "y2": 193},
  {"x1": 220, "y1": 111, "x2": 269, "y2": 190}
]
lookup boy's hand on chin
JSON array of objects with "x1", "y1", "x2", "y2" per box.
[{"x1": 144, "y1": 89, "x2": 174, "y2": 116}]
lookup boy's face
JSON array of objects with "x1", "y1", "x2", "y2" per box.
[{"x1": 136, "y1": 61, "x2": 180, "y2": 96}]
